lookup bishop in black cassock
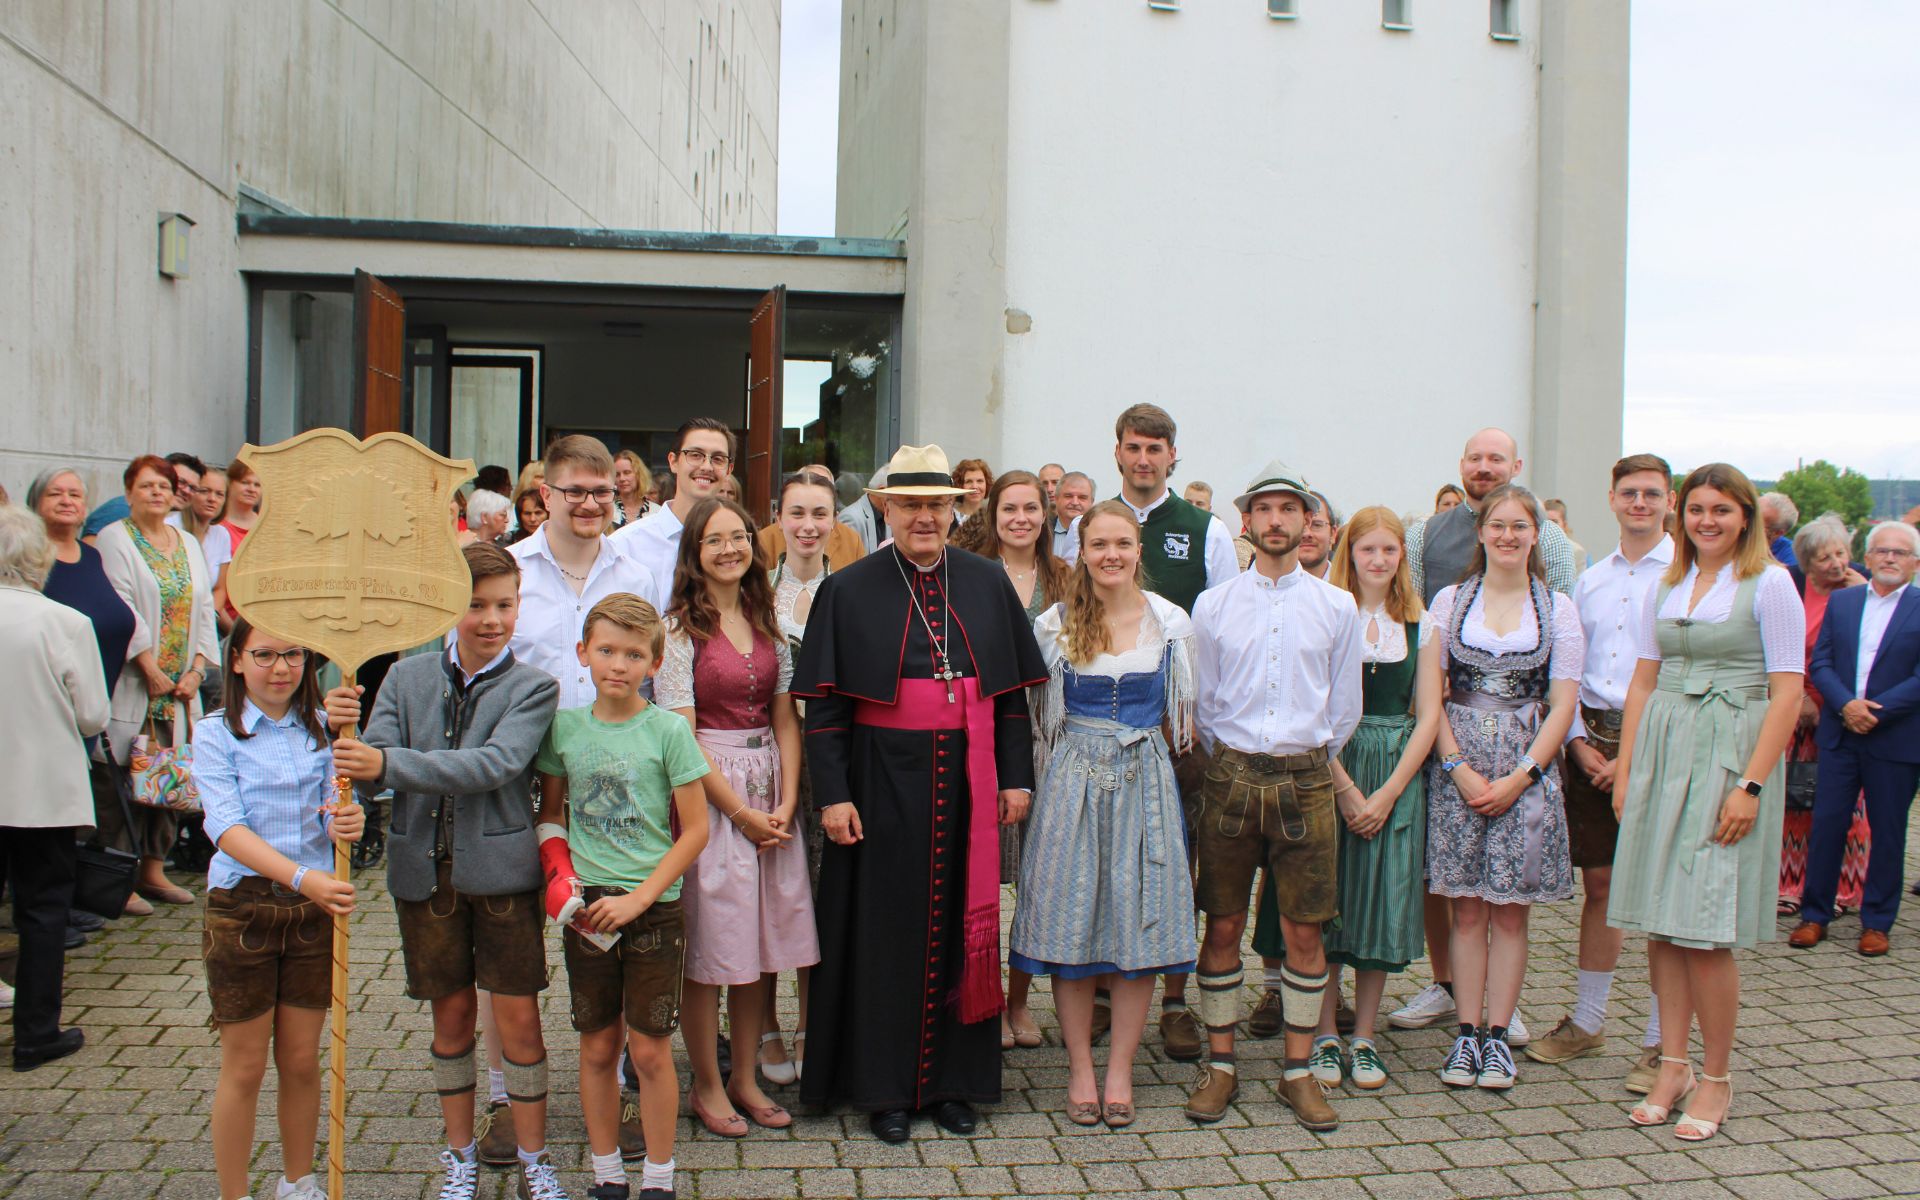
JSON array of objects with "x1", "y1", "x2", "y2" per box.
[{"x1": 791, "y1": 448, "x2": 1047, "y2": 1141}]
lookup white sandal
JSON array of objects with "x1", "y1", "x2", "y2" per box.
[
  {"x1": 1628, "y1": 1056, "x2": 1695, "y2": 1126},
  {"x1": 757, "y1": 1031, "x2": 797, "y2": 1086},
  {"x1": 1675, "y1": 1071, "x2": 1731, "y2": 1141}
]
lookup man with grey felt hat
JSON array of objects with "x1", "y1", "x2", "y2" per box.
[{"x1": 1186, "y1": 459, "x2": 1365, "y2": 1131}]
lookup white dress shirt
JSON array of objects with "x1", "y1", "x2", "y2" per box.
[
  {"x1": 1192, "y1": 562, "x2": 1364, "y2": 756},
  {"x1": 447, "y1": 640, "x2": 513, "y2": 688},
  {"x1": 1568, "y1": 535, "x2": 1673, "y2": 741},
  {"x1": 509, "y1": 526, "x2": 664, "y2": 709},
  {"x1": 611, "y1": 502, "x2": 685, "y2": 602},
  {"x1": 1063, "y1": 490, "x2": 1240, "y2": 593},
  {"x1": 1856, "y1": 583, "x2": 1910, "y2": 698}
]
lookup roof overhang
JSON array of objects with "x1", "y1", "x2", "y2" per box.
[{"x1": 237, "y1": 214, "x2": 906, "y2": 296}]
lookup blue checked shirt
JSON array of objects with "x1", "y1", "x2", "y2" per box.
[{"x1": 196, "y1": 701, "x2": 338, "y2": 891}]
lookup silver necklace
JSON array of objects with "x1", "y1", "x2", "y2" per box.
[{"x1": 895, "y1": 550, "x2": 959, "y2": 702}]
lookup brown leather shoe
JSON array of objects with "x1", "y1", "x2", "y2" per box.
[
  {"x1": 1089, "y1": 998, "x2": 1112, "y2": 1044},
  {"x1": 1246, "y1": 989, "x2": 1283, "y2": 1039},
  {"x1": 1161, "y1": 1007, "x2": 1204, "y2": 1061},
  {"x1": 1788, "y1": 921, "x2": 1827, "y2": 949},
  {"x1": 1859, "y1": 929, "x2": 1890, "y2": 957},
  {"x1": 475, "y1": 1099, "x2": 517, "y2": 1167},
  {"x1": 1183, "y1": 1065, "x2": 1238, "y2": 1122},
  {"x1": 1277, "y1": 1073, "x2": 1339, "y2": 1131}
]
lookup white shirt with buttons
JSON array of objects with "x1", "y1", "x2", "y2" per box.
[
  {"x1": 1856, "y1": 582, "x2": 1910, "y2": 699},
  {"x1": 509, "y1": 525, "x2": 664, "y2": 710},
  {"x1": 1567, "y1": 534, "x2": 1673, "y2": 743},
  {"x1": 1191, "y1": 561, "x2": 1364, "y2": 756}
]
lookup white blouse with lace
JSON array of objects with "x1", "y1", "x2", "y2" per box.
[
  {"x1": 1357, "y1": 604, "x2": 1432, "y2": 665},
  {"x1": 653, "y1": 619, "x2": 794, "y2": 713},
  {"x1": 1428, "y1": 583, "x2": 1584, "y2": 682},
  {"x1": 1635, "y1": 562, "x2": 1804, "y2": 673},
  {"x1": 771, "y1": 565, "x2": 827, "y2": 648}
]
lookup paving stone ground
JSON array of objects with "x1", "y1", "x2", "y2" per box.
[{"x1": 3, "y1": 826, "x2": 1918, "y2": 1200}]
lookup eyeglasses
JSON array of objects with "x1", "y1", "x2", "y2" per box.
[
  {"x1": 245, "y1": 648, "x2": 309, "y2": 667},
  {"x1": 174, "y1": 483, "x2": 205, "y2": 497},
  {"x1": 1866, "y1": 547, "x2": 1915, "y2": 559},
  {"x1": 1614, "y1": 488, "x2": 1667, "y2": 503},
  {"x1": 699, "y1": 531, "x2": 755, "y2": 551},
  {"x1": 1483, "y1": 521, "x2": 1535, "y2": 537},
  {"x1": 554, "y1": 486, "x2": 616, "y2": 505},
  {"x1": 675, "y1": 448, "x2": 733, "y2": 469}
]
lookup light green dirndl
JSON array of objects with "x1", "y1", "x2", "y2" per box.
[
  {"x1": 1607, "y1": 573, "x2": 1784, "y2": 950},
  {"x1": 1324, "y1": 713, "x2": 1427, "y2": 972}
]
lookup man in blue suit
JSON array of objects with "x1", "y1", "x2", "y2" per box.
[{"x1": 1790, "y1": 521, "x2": 1920, "y2": 956}]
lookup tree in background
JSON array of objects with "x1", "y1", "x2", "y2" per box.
[{"x1": 1774, "y1": 460, "x2": 1874, "y2": 530}]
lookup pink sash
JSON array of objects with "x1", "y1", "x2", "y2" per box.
[{"x1": 854, "y1": 677, "x2": 1003, "y2": 1024}]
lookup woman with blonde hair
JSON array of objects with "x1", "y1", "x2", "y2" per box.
[
  {"x1": 1292, "y1": 507, "x2": 1443, "y2": 1090},
  {"x1": 1009, "y1": 500, "x2": 1198, "y2": 1127},
  {"x1": 1609, "y1": 463, "x2": 1803, "y2": 1141},
  {"x1": 205, "y1": 459, "x2": 263, "y2": 629}
]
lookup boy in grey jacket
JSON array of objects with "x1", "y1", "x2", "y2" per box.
[{"x1": 326, "y1": 543, "x2": 566, "y2": 1200}]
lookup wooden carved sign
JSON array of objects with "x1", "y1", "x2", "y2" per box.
[{"x1": 228, "y1": 429, "x2": 475, "y2": 673}]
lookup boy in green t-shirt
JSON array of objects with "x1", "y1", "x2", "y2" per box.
[{"x1": 534, "y1": 594, "x2": 709, "y2": 1200}]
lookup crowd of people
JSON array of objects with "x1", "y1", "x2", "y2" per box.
[{"x1": 2, "y1": 405, "x2": 1918, "y2": 1200}]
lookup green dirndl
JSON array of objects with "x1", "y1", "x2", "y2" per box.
[
  {"x1": 1252, "y1": 628, "x2": 1425, "y2": 970},
  {"x1": 1607, "y1": 574, "x2": 1785, "y2": 950}
]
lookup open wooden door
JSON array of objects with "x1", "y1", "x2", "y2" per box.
[
  {"x1": 352, "y1": 270, "x2": 406, "y2": 436},
  {"x1": 745, "y1": 285, "x2": 786, "y2": 518}
]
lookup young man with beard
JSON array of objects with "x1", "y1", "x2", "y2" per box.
[
  {"x1": 1390, "y1": 427, "x2": 1576, "y2": 1039},
  {"x1": 1522, "y1": 455, "x2": 1675, "y2": 1092},
  {"x1": 615, "y1": 418, "x2": 735, "y2": 590},
  {"x1": 1061, "y1": 405, "x2": 1239, "y2": 1060},
  {"x1": 1187, "y1": 461, "x2": 1363, "y2": 1130}
]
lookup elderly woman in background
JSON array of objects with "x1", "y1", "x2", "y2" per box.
[
  {"x1": 31, "y1": 469, "x2": 143, "y2": 923},
  {"x1": 614, "y1": 448, "x2": 653, "y2": 527},
  {"x1": 462, "y1": 488, "x2": 512, "y2": 546},
  {"x1": 0, "y1": 505, "x2": 111, "y2": 1069},
  {"x1": 1778, "y1": 515, "x2": 1871, "y2": 915},
  {"x1": 96, "y1": 455, "x2": 221, "y2": 905}
]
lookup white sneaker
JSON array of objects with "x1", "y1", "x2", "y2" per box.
[
  {"x1": 1389, "y1": 982, "x2": 1457, "y2": 1029},
  {"x1": 1507, "y1": 1008, "x2": 1531, "y2": 1047},
  {"x1": 1348, "y1": 1038, "x2": 1388, "y2": 1089},
  {"x1": 436, "y1": 1149, "x2": 478, "y2": 1200},
  {"x1": 278, "y1": 1176, "x2": 326, "y2": 1200},
  {"x1": 0, "y1": 981, "x2": 13, "y2": 1008},
  {"x1": 1308, "y1": 1036, "x2": 1345, "y2": 1087},
  {"x1": 518, "y1": 1154, "x2": 571, "y2": 1200}
]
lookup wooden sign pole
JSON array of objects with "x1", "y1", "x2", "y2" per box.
[
  {"x1": 224, "y1": 429, "x2": 474, "y2": 1200},
  {"x1": 327, "y1": 676, "x2": 355, "y2": 1200}
]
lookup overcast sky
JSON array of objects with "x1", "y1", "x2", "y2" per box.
[{"x1": 778, "y1": 1, "x2": 1919, "y2": 482}]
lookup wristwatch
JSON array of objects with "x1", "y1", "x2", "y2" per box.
[
  {"x1": 1518, "y1": 755, "x2": 1545, "y2": 783},
  {"x1": 1736, "y1": 777, "x2": 1763, "y2": 797}
]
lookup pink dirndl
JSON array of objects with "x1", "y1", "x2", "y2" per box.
[{"x1": 683, "y1": 725, "x2": 820, "y2": 985}]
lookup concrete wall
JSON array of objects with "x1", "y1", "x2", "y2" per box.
[
  {"x1": 999, "y1": 0, "x2": 1550, "y2": 524},
  {"x1": 0, "y1": 0, "x2": 779, "y2": 504},
  {"x1": 839, "y1": 0, "x2": 1629, "y2": 550}
]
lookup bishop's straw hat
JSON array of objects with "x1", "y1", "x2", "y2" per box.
[{"x1": 864, "y1": 445, "x2": 968, "y2": 497}]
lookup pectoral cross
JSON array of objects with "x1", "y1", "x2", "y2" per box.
[{"x1": 937, "y1": 657, "x2": 957, "y2": 703}]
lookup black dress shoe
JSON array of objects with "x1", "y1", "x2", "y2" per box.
[
  {"x1": 930, "y1": 1100, "x2": 977, "y2": 1135},
  {"x1": 13, "y1": 1027, "x2": 84, "y2": 1072},
  {"x1": 63, "y1": 926, "x2": 87, "y2": 950},
  {"x1": 869, "y1": 1109, "x2": 912, "y2": 1142},
  {"x1": 68, "y1": 910, "x2": 106, "y2": 932}
]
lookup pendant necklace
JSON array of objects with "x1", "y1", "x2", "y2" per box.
[{"x1": 896, "y1": 550, "x2": 959, "y2": 702}]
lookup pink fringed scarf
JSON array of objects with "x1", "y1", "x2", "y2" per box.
[{"x1": 854, "y1": 676, "x2": 1004, "y2": 1024}]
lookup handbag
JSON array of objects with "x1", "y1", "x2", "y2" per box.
[
  {"x1": 1784, "y1": 760, "x2": 1819, "y2": 811},
  {"x1": 130, "y1": 714, "x2": 200, "y2": 812},
  {"x1": 72, "y1": 739, "x2": 140, "y2": 920}
]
